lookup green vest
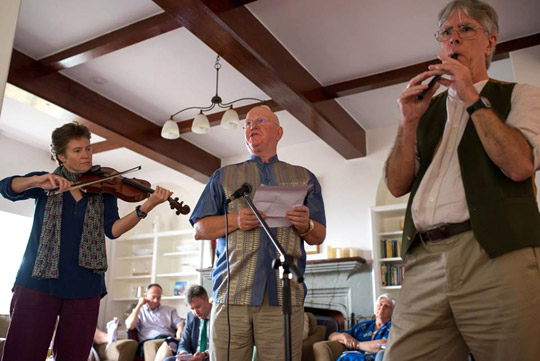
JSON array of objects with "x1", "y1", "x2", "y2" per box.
[{"x1": 402, "y1": 80, "x2": 540, "y2": 258}]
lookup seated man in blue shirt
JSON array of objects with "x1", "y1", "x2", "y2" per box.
[
  {"x1": 156, "y1": 285, "x2": 212, "y2": 361},
  {"x1": 329, "y1": 294, "x2": 394, "y2": 361}
]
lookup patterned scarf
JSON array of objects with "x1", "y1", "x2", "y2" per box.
[{"x1": 32, "y1": 166, "x2": 108, "y2": 279}]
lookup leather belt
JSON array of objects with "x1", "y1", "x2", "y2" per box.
[{"x1": 416, "y1": 220, "x2": 472, "y2": 243}]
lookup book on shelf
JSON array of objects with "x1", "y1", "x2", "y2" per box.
[
  {"x1": 381, "y1": 239, "x2": 402, "y2": 258},
  {"x1": 380, "y1": 263, "x2": 405, "y2": 287},
  {"x1": 173, "y1": 281, "x2": 187, "y2": 296}
]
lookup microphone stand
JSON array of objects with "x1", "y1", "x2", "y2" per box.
[{"x1": 242, "y1": 194, "x2": 303, "y2": 361}]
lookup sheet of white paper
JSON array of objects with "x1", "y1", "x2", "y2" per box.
[
  {"x1": 252, "y1": 184, "x2": 313, "y2": 227},
  {"x1": 105, "y1": 317, "x2": 119, "y2": 350}
]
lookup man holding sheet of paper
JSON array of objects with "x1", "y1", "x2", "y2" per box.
[{"x1": 190, "y1": 105, "x2": 326, "y2": 361}]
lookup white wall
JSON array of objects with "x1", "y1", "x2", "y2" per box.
[
  {"x1": 0, "y1": 0, "x2": 21, "y2": 115},
  {"x1": 0, "y1": 134, "x2": 55, "y2": 216}
]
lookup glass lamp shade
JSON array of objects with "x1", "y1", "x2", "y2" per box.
[
  {"x1": 161, "y1": 119, "x2": 180, "y2": 139},
  {"x1": 220, "y1": 108, "x2": 240, "y2": 129},
  {"x1": 192, "y1": 112, "x2": 210, "y2": 134}
]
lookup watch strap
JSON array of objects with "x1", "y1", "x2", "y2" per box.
[
  {"x1": 135, "y1": 205, "x2": 147, "y2": 219},
  {"x1": 466, "y1": 96, "x2": 490, "y2": 116},
  {"x1": 300, "y1": 219, "x2": 314, "y2": 237}
]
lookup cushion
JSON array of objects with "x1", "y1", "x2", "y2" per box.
[
  {"x1": 0, "y1": 315, "x2": 10, "y2": 338},
  {"x1": 302, "y1": 313, "x2": 310, "y2": 340}
]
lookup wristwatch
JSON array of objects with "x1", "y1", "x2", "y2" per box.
[
  {"x1": 135, "y1": 205, "x2": 147, "y2": 219},
  {"x1": 300, "y1": 219, "x2": 315, "y2": 238},
  {"x1": 466, "y1": 96, "x2": 491, "y2": 116}
]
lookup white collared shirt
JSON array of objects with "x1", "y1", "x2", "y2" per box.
[{"x1": 411, "y1": 81, "x2": 540, "y2": 231}]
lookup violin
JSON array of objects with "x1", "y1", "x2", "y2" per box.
[{"x1": 49, "y1": 165, "x2": 190, "y2": 215}]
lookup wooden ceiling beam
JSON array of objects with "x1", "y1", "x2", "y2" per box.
[
  {"x1": 39, "y1": 1, "x2": 257, "y2": 72},
  {"x1": 91, "y1": 140, "x2": 122, "y2": 154},
  {"x1": 317, "y1": 32, "x2": 540, "y2": 100},
  {"x1": 154, "y1": 0, "x2": 366, "y2": 158},
  {"x1": 9, "y1": 50, "x2": 219, "y2": 182},
  {"x1": 179, "y1": 32, "x2": 539, "y2": 134}
]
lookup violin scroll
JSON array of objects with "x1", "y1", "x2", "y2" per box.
[{"x1": 170, "y1": 196, "x2": 190, "y2": 215}]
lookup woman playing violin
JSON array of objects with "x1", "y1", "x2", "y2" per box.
[{"x1": 0, "y1": 122, "x2": 173, "y2": 361}]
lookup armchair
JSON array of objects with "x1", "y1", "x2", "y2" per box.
[
  {"x1": 302, "y1": 312, "x2": 326, "y2": 361},
  {"x1": 0, "y1": 314, "x2": 9, "y2": 359},
  {"x1": 94, "y1": 339, "x2": 137, "y2": 361},
  {"x1": 127, "y1": 328, "x2": 162, "y2": 361},
  {"x1": 313, "y1": 340, "x2": 346, "y2": 361}
]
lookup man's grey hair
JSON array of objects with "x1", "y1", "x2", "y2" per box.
[
  {"x1": 437, "y1": 0, "x2": 499, "y2": 69},
  {"x1": 377, "y1": 293, "x2": 396, "y2": 308}
]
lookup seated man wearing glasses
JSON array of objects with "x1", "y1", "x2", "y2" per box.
[
  {"x1": 190, "y1": 105, "x2": 326, "y2": 361},
  {"x1": 384, "y1": 0, "x2": 540, "y2": 360}
]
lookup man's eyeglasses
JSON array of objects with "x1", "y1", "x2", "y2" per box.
[
  {"x1": 243, "y1": 118, "x2": 276, "y2": 129},
  {"x1": 434, "y1": 24, "x2": 485, "y2": 42}
]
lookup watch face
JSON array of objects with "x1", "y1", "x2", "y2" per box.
[{"x1": 481, "y1": 96, "x2": 491, "y2": 107}]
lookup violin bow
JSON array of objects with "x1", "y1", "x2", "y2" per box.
[{"x1": 46, "y1": 166, "x2": 142, "y2": 196}]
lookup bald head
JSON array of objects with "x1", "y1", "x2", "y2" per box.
[
  {"x1": 244, "y1": 105, "x2": 282, "y2": 162},
  {"x1": 245, "y1": 105, "x2": 279, "y2": 126}
]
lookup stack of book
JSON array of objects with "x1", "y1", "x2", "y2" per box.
[
  {"x1": 380, "y1": 239, "x2": 402, "y2": 258},
  {"x1": 380, "y1": 263, "x2": 405, "y2": 287}
]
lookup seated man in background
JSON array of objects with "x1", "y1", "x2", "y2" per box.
[
  {"x1": 125, "y1": 283, "x2": 185, "y2": 361},
  {"x1": 156, "y1": 285, "x2": 212, "y2": 361},
  {"x1": 321, "y1": 294, "x2": 394, "y2": 361}
]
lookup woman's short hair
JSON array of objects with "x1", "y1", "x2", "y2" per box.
[{"x1": 50, "y1": 122, "x2": 91, "y2": 165}]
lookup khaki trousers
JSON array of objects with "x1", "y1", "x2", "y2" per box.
[
  {"x1": 384, "y1": 230, "x2": 540, "y2": 361},
  {"x1": 209, "y1": 293, "x2": 303, "y2": 361},
  {"x1": 143, "y1": 339, "x2": 164, "y2": 361}
]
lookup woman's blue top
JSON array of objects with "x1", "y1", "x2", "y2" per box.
[{"x1": 0, "y1": 172, "x2": 120, "y2": 299}]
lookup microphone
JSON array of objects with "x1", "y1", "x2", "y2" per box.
[
  {"x1": 226, "y1": 183, "x2": 253, "y2": 204},
  {"x1": 416, "y1": 53, "x2": 458, "y2": 101}
]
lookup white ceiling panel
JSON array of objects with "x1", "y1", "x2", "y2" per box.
[{"x1": 14, "y1": 0, "x2": 161, "y2": 59}]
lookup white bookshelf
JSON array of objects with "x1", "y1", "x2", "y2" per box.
[
  {"x1": 104, "y1": 215, "x2": 204, "y2": 327},
  {"x1": 370, "y1": 203, "x2": 407, "y2": 306}
]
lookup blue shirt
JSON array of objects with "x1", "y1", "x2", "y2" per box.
[
  {"x1": 0, "y1": 172, "x2": 120, "y2": 299},
  {"x1": 337, "y1": 320, "x2": 391, "y2": 361},
  {"x1": 136, "y1": 304, "x2": 184, "y2": 341},
  {"x1": 190, "y1": 155, "x2": 325, "y2": 306}
]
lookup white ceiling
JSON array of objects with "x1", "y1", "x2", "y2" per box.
[{"x1": 2, "y1": 0, "x2": 540, "y2": 177}]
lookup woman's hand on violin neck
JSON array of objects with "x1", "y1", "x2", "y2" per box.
[{"x1": 144, "y1": 185, "x2": 173, "y2": 210}]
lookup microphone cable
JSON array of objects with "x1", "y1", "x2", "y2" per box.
[{"x1": 224, "y1": 207, "x2": 231, "y2": 361}]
